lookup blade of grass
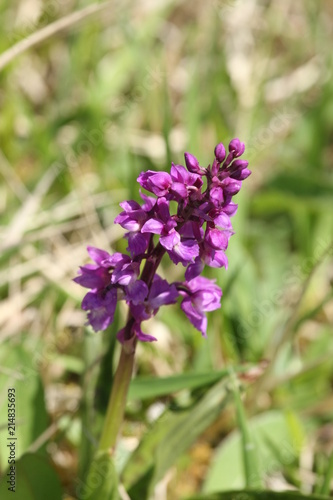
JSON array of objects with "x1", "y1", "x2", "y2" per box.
[
  {"x1": 128, "y1": 364, "x2": 252, "y2": 401},
  {"x1": 3, "y1": 164, "x2": 59, "y2": 249},
  {"x1": 320, "y1": 452, "x2": 333, "y2": 496},
  {"x1": 186, "y1": 491, "x2": 331, "y2": 500},
  {"x1": 268, "y1": 239, "x2": 333, "y2": 359},
  {"x1": 253, "y1": 239, "x2": 333, "y2": 395},
  {"x1": 293, "y1": 288, "x2": 333, "y2": 332},
  {"x1": 123, "y1": 377, "x2": 233, "y2": 492},
  {"x1": 0, "y1": 149, "x2": 29, "y2": 201},
  {"x1": 0, "y1": 1, "x2": 116, "y2": 72},
  {"x1": 264, "y1": 350, "x2": 333, "y2": 393},
  {"x1": 231, "y1": 370, "x2": 262, "y2": 489}
]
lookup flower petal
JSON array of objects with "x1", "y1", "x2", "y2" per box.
[
  {"x1": 87, "y1": 246, "x2": 112, "y2": 266},
  {"x1": 125, "y1": 280, "x2": 149, "y2": 305},
  {"x1": 181, "y1": 298, "x2": 207, "y2": 336},
  {"x1": 141, "y1": 218, "x2": 164, "y2": 234},
  {"x1": 82, "y1": 289, "x2": 117, "y2": 332}
]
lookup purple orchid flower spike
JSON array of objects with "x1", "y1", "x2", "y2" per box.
[{"x1": 74, "y1": 140, "x2": 251, "y2": 343}]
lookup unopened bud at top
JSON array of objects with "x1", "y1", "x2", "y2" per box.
[
  {"x1": 228, "y1": 138, "x2": 245, "y2": 157},
  {"x1": 214, "y1": 142, "x2": 226, "y2": 163},
  {"x1": 184, "y1": 152, "x2": 201, "y2": 173}
]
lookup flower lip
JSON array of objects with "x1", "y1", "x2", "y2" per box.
[
  {"x1": 81, "y1": 288, "x2": 117, "y2": 332},
  {"x1": 180, "y1": 276, "x2": 222, "y2": 336}
]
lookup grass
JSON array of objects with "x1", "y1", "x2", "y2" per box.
[{"x1": 0, "y1": 0, "x2": 333, "y2": 498}]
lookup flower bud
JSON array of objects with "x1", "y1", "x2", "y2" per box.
[
  {"x1": 231, "y1": 168, "x2": 251, "y2": 180},
  {"x1": 221, "y1": 177, "x2": 242, "y2": 196},
  {"x1": 228, "y1": 138, "x2": 245, "y2": 157},
  {"x1": 184, "y1": 152, "x2": 200, "y2": 173},
  {"x1": 214, "y1": 142, "x2": 226, "y2": 163},
  {"x1": 228, "y1": 159, "x2": 251, "y2": 180}
]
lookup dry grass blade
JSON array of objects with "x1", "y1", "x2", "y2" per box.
[
  {"x1": 0, "y1": 149, "x2": 29, "y2": 201},
  {"x1": 0, "y1": 0, "x2": 115, "y2": 72},
  {"x1": 264, "y1": 350, "x2": 333, "y2": 393},
  {"x1": 27, "y1": 421, "x2": 61, "y2": 454},
  {"x1": 2, "y1": 164, "x2": 59, "y2": 250},
  {"x1": 0, "y1": 278, "x2": 44, "y2": 340}
]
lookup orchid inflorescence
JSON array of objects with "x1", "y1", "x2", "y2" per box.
[{"x1": 74, "y1": 139, "x2": 251, "y2": 345}]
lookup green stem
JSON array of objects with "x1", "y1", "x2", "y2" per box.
[
  {"x1": 96, "y1": 243, "x2": 166, "y2": 454},
  {"x1": 98, "y1": 341, "x2": 136, "y2": 452}
]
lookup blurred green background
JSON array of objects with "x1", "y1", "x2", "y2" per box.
[{"x1": 0, "y1": 0, "x2": 333, "y2": 498}]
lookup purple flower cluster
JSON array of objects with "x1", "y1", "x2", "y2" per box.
[{"x1": 74, "y1": 139, "x2": 251, "y2": 343}]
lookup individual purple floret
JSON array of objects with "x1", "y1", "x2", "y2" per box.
[
  {"x1": 74, "y1": 139, "x2": 251, "y2": 343},
  {"x1": 81, "y1": 288, "x2": 117, "y2": 332},
  {"x1": 180, "y1": 277, "x2": 222, "y2": 336},
  {"x1": 130, "y1": 275, "x2": 178, "y2": 324},
  {"x1": 137, "y1": 170, "x2": 172, "y2": 197}
]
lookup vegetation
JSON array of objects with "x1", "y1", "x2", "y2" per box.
[{"x1": 0, "y1": 1, "x2": 332, "y2": 498}]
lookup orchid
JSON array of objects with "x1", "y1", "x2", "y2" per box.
[
  {"x1": 74, "y1": 139, "x2": 251, "y2": 343},
  {"x1": 74, "y1": 138, "x2": 251, "y2": 465}
]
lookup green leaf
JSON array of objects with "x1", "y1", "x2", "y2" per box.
[
  {"x1": 203, "y1": 411, "x2": 302, "y2": 493},
  {"x1": 0, "y1": 344, "x2": 48, "y2": 470},
  {"x1": 81, "y1": 450, "x2": 119, "y2": 500},
  {"x1": 128, "y1": 371, "x2": 224, "y2": 401},
  {"x1": 78, "y1": 328, "x2": 108, "y2": 480},
  {"x1": 127, "y1": 465, "x2": 155, "y2": 500},
  {"x1": 128, "y1": 366, "x2": 251, "y2": 401},
  {"x1": 122, "y1": 411, "x2": 169, "y2": 492},
  {"x1": 123, "y1": 378, "x2": 232, "y2": 496},
  {"x1": 0, "y1": 453, "x2": 62, "y2": 499},
  {"x1": 153, "y1": 380, "x2": 230, "y2": 483},
  {"x1": 186, "y1": 491, "x2": 330, "y2": 500}
]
